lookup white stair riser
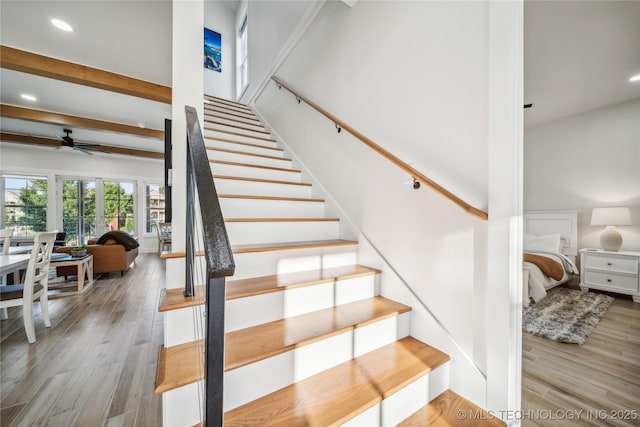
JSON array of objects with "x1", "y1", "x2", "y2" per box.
[
  {"x1": 163, "y1": 382, "x2": 202, "y2": 427},
  {"x1": 204, "y1": 113, "x2": 266, "y2": 131},
  {"x1": 344, "y1": 403, "x2": 380, "y2": 427},
  {"x1": 204, "y1": 129, "x2": 276, "y2": 147},
  {"x1": 342, "y1": 364, "x2": 449, "y2": 427},
  {"x1": 382, "y1": 375, "x2": 429, "y2": 426},
  {"x1": 354, "y1": 313, "x2": 411, "y2": 357},
  {"x1": 210, "y1": 163, "x2": 301, "y2": 182},
  {"x1": 205, "y1": 139, "x2": 285, "y2": 158},
  {"x1": 219, "y1": 197, "x2": 324, "y2": 218},
  {"x1": 226, "y1": 221, "x2": 339, "y2": 245},
  {"x1": 160, "y1": 347, "x2": 449, "y2": 426},
  {"x1": 224, "y1": 313, "x2": 410, "y2": 411},
  {"x1": 165, "y1": 257, "x2": 203, "y2": 290},
  {"x1": 208, "y1": 150, "x2": 292, "y2": 169},
  {"x1": 225, "y1": 275, "x2": 377, "y2": 332},
  {"x1": 165, "y1": 245, "x2": 358, "y2": 285},
  {"x1": 206, "y1": 123, "x2": 272, "y2": 141},
  {"x1": 164, "y1": 307, "x2": 202, "y2": 347},
  {"x1": 213, "y1": 178, "x2": 311, "y2": 199},
  {"x1": 428, "y1": 363, "x2": 450, "y2": 401},
  {"x1": 233, "y1": 247, "x2": 357, "y2": 280}
]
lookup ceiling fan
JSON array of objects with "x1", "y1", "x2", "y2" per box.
[{"x1": 57, "y1": 129, "x2": 111, "y2": 155}]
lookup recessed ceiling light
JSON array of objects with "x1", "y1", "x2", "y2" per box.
[
  {"x1": 51, "y1": 18, "x2": 74, "y2": 32},
  {"x1": 20, "y1": 94, "x2": 37, "y2": 102},
  {"x1": 629, "y1": 74, "x2": 640, "y2": 83}
]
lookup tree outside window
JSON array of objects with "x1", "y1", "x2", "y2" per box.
[
  {"x1": 3, "y1": 176, "x2": 48, "y2": 236},
  {"x1": 104, "y1": 181, "x2": 135, "y2": 234}
]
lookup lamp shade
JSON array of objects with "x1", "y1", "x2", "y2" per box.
[{"x1": 590, "y1": 207, "x2": 632, "y2": 226}]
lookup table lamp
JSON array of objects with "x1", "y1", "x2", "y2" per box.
[{"x1": 590, "y1": 207, "x2": 632, "y2": 251}]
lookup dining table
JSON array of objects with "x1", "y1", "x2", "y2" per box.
[{"x1": 1, "y1": 253, "x2": 31, "y2": 319}]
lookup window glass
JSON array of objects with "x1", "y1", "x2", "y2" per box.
[
  {"x1": 62, "y1": 179, "x2": 96, "y2": 245},
  {"x1": 3, "y1": 175, "x2": 48, "y2": 236},
  {"x1": 104, "y1": 181, "x2": 135, "y2": 234},
  {"x1": 146, "y1": 184, "x2": 166, "y2": 233}
]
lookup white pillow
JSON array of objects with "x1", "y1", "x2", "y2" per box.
[{"x1": 524, "y1": 233, "x2": 562, "y2": 252}]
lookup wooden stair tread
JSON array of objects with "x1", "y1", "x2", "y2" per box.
[
  {"x1": 224, "y1": 336, "x2": 450, "y2": 426},
  {"x1": 218, "y1": 194, "x2": 324, "y2": 203},
  {"x1": 160, "y1": 240, "x2": 358, "y2": 259},
  {"x1": 226, "y1": 264, "x2": 381, "y2": 300},
  {"x1": 204, "y1": 107, "x2": 260, "y2": 123},
  {"x1": 206, "y1": 138, "x2": 283, "y2": 152},
  {"x1": 204, "y1": 94, "x2": 250, "y2": 109},
  {"x1": 155, "y1": 297, "x2": 412, "y2": 394},
  {"x1": 158, "y1": 285, "x2": 205, "y2": 312},
  {"x1": 204, "y1": 119, "x2": 271, "y2": 135},
  {"x1": 203, "y1": 101, "x2": 254, "y2": 114},
  {"x1": 155, "y1": 340, "x2": 203, "y2": 394},
  {"x1": 207, "y1": 147, "x2": 291, "y2": 162},
  {"x1": 159, "y1": 265, "x2": 379, "y2": 310},
  {"x1": 226, "y1": 296, "x2": 411, "y2": 370},
  {"x1": 213, "y1": 175, "x2": 311, "y2": 187},
  {"x1": 210, "y1": 160, "x2": 300, "y2": 173},
  {"x1": 232, "y1": 239, "x2": 358, "y2": 254},
  {"x1": 204, "y1": 105, "x2": 260, "y2": 120},
  {"x1": 204, "y1": 98, "x2": 253, "y2": 113},
  {"x1": 204, "y1": 127, "x2": 277, "y2": 143},
  {"x1": 398, "y1": 390, "x2": 505, "y2": 427},
  {"x1": 203, "y1": 113, "x2": 262, "y2": 127},
  {"x1": 225, "y1": 217, "x2": 339, "y2": 223}
]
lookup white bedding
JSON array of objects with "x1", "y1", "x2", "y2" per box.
[{"x1": 523, "y1": 251, "x2": 578, "y2": 306}]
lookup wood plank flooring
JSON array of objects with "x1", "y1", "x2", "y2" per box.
[
  {"x1": 1, "y1": 254, "x2": 164, "y2": 427},
  {"x1": 522, "y1": 288, "x2": 640, "y2": 427}
]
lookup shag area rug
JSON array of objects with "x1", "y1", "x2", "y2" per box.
[{"x1": 523, "y1": 287, "x2": 613, "y2": 345}]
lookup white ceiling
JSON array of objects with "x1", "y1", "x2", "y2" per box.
[
  {"x1": 0, "y1": 0, "x2": 173, "y2": 85},
  {"x1": 0, "y1": 0, "x2": 173, "y2": 155},
  {"x1": 524, "y1": 0, "x2": 640, "y2": 126}
]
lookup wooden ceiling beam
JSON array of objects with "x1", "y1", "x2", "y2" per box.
[
  {"x1": 0, "y1": 104, "x2": 163, "y2": 139},
  {"x1": 0, "y1": 45, "x2": 171, "y2": 104},
  {"x1": 0, "y1": 132, "x2": 163, "y2": 159}
]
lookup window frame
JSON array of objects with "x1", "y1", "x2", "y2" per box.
[{"x1": 1, "y1": 173, "x2": 49, "y2": 237}]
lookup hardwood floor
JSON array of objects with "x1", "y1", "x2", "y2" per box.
[
  {"x1": 522, "y1": 287, "x2": 640, "y2": 427},
  {"x1": 1, "y1": 254, "x2": 164, "y2": 427}
]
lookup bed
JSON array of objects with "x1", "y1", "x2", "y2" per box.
[{"x1": 523, "y1": 211, "x2": 580, "y2": 306}]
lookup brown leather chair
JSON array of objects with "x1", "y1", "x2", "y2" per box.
[{"x1": 56, "y1": 238, "x2": 138, "y2": 277}]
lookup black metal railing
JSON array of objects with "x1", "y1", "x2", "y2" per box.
[{"x1": 185, "y1": 105, "x2": 235, "y2": 426}]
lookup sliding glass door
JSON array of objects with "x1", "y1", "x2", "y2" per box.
[{"x1": 61, "y1": 179, "x2": 97, "y2": 245}]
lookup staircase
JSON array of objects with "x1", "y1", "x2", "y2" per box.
[{"x1": 155, "y1": 96, "x2": 503, "y2": 426}]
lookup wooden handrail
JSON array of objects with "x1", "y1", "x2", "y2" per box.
[{"x1": 271, "y1": 76, "x2": 488, "y2": 221}]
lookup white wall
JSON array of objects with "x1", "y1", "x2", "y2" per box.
[
  {"x1": 254, "y1": 0, "x2": 496, "y2": 409},
  {"x1": 204, "y1": 0, "x2": 235, "y2": 99},
  {"x1": 0, "y1": 143, "x2": 163, "y2": 253},
  {"x1": 171, "y1": 0, "x2": 204, "y2": 255},
  {"x1": 525, "y1": 99, "x2": 640, "y2": 251},
  {"x1": 239, "y1": 0, "x2": 317, "y2": 104}
]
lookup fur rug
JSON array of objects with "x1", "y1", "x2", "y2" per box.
[{"x1": 523, "y1": 287, "x2": 613, "y2": 345}]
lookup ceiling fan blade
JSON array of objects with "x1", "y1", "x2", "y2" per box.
[
  {"x1": 73, "y1": 146, "x2": 94, "y2": 155},
  {"x1": 75, "y1": 142, "x2": 102, "y2": 147},
  {"x1": 81, "y1": 146, "x2": 112, "y2": 154}
]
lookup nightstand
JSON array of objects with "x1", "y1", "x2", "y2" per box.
[{"x1": 579, "y1": 249, "x2": 640, "y2": 303}]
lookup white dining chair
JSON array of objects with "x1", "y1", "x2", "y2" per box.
[
  {"x1": 0, "y1": 231, "x2": 56, "y2": 343},
  {"x1": 0, "y1": 228, "x2": 12, "y2": 255},
  {"x1": 0, "y1": 228, "x2": 14, "y2": 319}
]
